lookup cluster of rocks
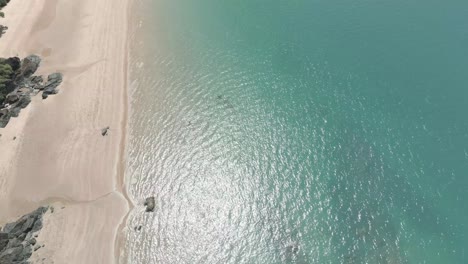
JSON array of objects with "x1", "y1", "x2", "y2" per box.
[
  {"x1": 0, "y1": 207, "x2": 48, "y2": 264},
  {"x1": 0, "y1": 55, "x2": 63, "y2": 128}
]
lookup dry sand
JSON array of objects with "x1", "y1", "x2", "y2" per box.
[{"x1": 0, "y1": 0, "x2": 130, "y2": 263}]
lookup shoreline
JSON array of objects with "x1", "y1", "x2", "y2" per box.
[
  {"x1": 114, "y1": 0, "x2": 134, "y2": 262},
  {"x1": 0, "y1": 0, "x2": 132, "y2": 263}
]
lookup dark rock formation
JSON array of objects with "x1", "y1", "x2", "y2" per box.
[
  {"x1": 0, "y1": 55, "x2": 63, "y2": 128},
  {"x1": 0, "y1": 207, "x2": 47, "y2": 264},
  {"x1": 144, "y1": 197, "x2": 155, "y2": 212},
  {"x1": 285, "y1": 242, "x2": 299, "y2": 255}
]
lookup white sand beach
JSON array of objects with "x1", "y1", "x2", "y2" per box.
[{"x1": 0, "y1": 0, "x2": 130, "y2": 263}]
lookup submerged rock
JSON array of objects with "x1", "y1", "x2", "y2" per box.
[
  {"x1": 285, "y1": 242, "x2": 299, "y2": 255},
  {"x1": 144, "y1": 197, "x2": 155, "y2": 212}
]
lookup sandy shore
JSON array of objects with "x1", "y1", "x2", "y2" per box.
[{"x1": 0, "y1": 0, "x2": 130, "y2": 263}]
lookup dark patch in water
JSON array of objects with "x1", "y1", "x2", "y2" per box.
[{"x1": 216, "y1": 95, "x2": 235, "y2": 109}]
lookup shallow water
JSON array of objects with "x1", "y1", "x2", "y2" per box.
[{"x1": 124, "y1": 0, "x2": 468, "y2": 263}]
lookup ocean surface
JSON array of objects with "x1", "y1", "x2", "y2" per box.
[{"x1": 124, "y1": 0, "x2": 468, "y2": 263}]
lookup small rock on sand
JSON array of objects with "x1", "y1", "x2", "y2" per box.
[{"x1": 101, "y1": 126, "x2": 110, "y2": 136}]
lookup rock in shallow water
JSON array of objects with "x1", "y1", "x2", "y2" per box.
[{"x1": 144, "y1": 197, "x2": 155, "y2": 212}]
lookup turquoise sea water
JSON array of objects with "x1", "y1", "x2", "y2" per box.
[{"x1": 125, "y1": 0, "x2": 468, "y2": 263}]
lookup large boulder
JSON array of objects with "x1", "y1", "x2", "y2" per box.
[
  {"x1": 5, "y1": 92, "x2": 19, "y2": 104},
  {"x1": 28, "y1": 238, "x2": 36, "y2": 246},
  {"x1": 19, "y1": 55, "x2": 41, "y2": 78},
  {"x1": 0, "y1": 55, "x2": 64, "y2": 128},
  {"x1": 42, "y1": 72, "x2": 62, "y2": 99}
]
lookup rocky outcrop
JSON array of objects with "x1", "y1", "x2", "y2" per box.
[
  {"x1": 0, "y1": 207, "x2": 48, "y2": 264},
  {"x1": 0, "y1": 55, "x2": 63, "y2": 128},
  {"x1": 144, "y1": 197, "x2": 155, "y2": 212}
]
